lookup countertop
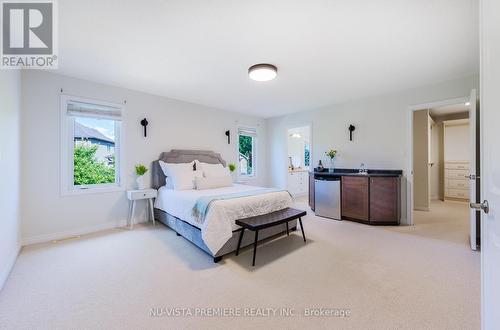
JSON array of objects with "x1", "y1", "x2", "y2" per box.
[
  {"x1": 288, "y1": 168, "x2": 309, "y2": 173},
  {"x1": 314, "y1": 168, "x2": 403, "y2": 177}
]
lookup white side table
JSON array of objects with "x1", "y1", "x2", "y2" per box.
[{"x1": 126, "y1": 189, "x2": 158, "y2": 229}]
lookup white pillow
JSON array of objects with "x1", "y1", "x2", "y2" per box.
[
  {"x1": 159, "y1": 160, "x2": 194, "y2": 176},
  {"x1": 197, "y1": 162, "x2": 224, "y2": 171},
  {"x1": 171, "y1": 170, "x2": 203, "y2": 190},
  {"x1": 195, "y1": 176, "x2": 233, "y2": 190},
  {"x1": 159, "y1": 161, "x2": 195, "y2": 188},
  {"x1": 193, "y1": 170, "x2": 204, "y2": 179},
  {"x1": 203, "y1": 166, "x2": 230, "y2": 178},
  {"x1": 165, "y1": 177, "x2": 174, "y2": 189}
]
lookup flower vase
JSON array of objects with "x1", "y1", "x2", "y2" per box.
[
  {"x1": 136, "y1": 175, "x2": 145, "y2": 190},
  {"x1": 329, "y1": 158, "x2": 335, "y2": 172}
]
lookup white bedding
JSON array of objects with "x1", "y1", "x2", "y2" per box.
[{"x1": 154, "y1": 184, "x2": 293, "y2": 254}]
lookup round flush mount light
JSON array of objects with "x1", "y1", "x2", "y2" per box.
[
  {"x1": 248, "y1": 63, "x2": 277, "y2": 81},
  {"x1": 465, "y1": 102, "x2": 471, "y2": 106}
]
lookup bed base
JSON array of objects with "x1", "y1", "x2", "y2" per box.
[{"x1": 154, "y1": 208, "x2": 297, "y2": 262}]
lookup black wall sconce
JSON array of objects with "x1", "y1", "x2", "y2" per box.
[
  {"x1": 225, "y1": 130, "x2": 230, "y2": 144},
  {"x1": 348, "y1": 124, "x2": 356, "y2": 141},
  {"x1": 140, "y1": 118, "x2": 149, "y2": 137}
]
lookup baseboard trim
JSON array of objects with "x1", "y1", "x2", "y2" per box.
[
  {"x1": 399, "y1": 217, "x2": 410, "y2": 226},
  {"x1": 21, "y1": 219, "x2": 148, "y2": 246},
  {"x1": 0, "y1": 244, "x2": 21, "y2": 292}
]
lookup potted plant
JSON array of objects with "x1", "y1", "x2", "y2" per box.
[
  {"x1": 325, "y1": 149, "x2": 338, "y2": 173},
  {"x1": 135, "y1": 164, "x2": 148, "y2": 189},
  {"x1": 228, "y1": 163, "x2": 237, "y2": 180}
]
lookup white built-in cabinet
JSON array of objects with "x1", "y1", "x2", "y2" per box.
[
  {"x1": 287, "y1": 170, "x2": 308, "y2": 196},
  {"x1": 443, "y1": 119, "x2": 470, "y2": 201},
  {"x1": 445, "y1": 161, "x2": 470, "y2": 200}
]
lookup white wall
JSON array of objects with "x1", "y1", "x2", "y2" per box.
[
  {"x1": 20, "y1": 71, "x2": 267, "y2": 244},
  {"x1": 267, "y1": 75, "x2": 478, "y2": 224},
  {"x1": 444, "y1": 122, "x2": 470, "y2": 161},
  {"x1": 0, "y1": 71, "x2": 21, "y2": 290}
]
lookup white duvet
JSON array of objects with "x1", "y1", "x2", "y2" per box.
[{"x1": 154, "y1": 184, "x2": 293, "y2": 254}]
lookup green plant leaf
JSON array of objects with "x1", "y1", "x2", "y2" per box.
[{"x1": 135, "y1": 164, "x2": 148, "y2": 176}]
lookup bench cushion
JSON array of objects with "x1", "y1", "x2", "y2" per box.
[{"x1": 235, "y1": 207, "x2": 306, "y2": 230}]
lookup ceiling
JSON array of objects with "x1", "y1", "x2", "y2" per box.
[
  {"x1": 56, "y1": 0, "x2": 479, "y2": 118},
  {"x1": 429, "y1": 103, "x2": 469, "y2": 117}
]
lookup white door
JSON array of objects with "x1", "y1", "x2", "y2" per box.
[
  {"x1": 468, "y1": 89, "x2": 478, "y2": 250},
  {"x1": 480, "y1": 0, "x2": 500, "y2": 328},
  {"x1": 413, "y1": 109, "x2": 430, "y2": 211}
]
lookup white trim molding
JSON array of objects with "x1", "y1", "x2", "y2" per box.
[
  {"x1": 236, "y1": 124, "x2": 258, "y2": 180},
  {"x1": 406, "y1": 96, "x2": 469, "y2": 225},
  {"x1": 19, "y1": 218, "x2": 148, "y2": 246},
  {"x1": 0, "y1": 245, "x2": 20, "y2": 292},
  {"x1": 59, "y1": 94, "x2": 125, "y2": 196}
]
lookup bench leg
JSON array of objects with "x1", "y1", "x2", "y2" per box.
[
  {"x1": 252, "y1": 230, "x2": 259, "y2": 267},
  {"x1": 213, "y1": 256, "x2": 222, "y2": 263},
  {"x1": 236, "y1": 228, "x2": 245, "y2": 256},
  {"x1": 286, "y1": 222, "x2": 289, "y2": 236},
  {"x1": 299, "y1": 218, "x2": 306, "y2": 242}
]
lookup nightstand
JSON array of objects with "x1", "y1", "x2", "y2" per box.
[{"x1": 126, "y1": 189, "x2": 158, "y2": 229}]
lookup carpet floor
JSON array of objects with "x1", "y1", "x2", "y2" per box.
[{"x1": 0, "y1": 199, "x2": 480, "y2": 329}]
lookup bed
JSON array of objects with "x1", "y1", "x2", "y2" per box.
[{"x1": 152, "y1": 149, "x2": 295, "y2": 262}]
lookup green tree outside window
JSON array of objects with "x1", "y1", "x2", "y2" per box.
[
  {"x1": 239, "y1": 135, "x2": 253, "y2": 175},
  {"x1": 74, "y1": 145, "x2": 115, "y2": 185}
]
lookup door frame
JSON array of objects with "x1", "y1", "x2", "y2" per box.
[
  {"x1": 406, "y1": 96, "x2": 469, "y2": 225},
  {"x1": 285, "y1": 122, "x2": 313, "y2": 172}
]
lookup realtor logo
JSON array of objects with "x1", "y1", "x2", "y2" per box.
[{"x1": 1, "y1": 0, "x2": 58, "y2": 68}]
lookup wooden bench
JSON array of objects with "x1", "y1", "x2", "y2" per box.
[{"x1": 235, "y1": 208, "x2": 307, "y2": 266}]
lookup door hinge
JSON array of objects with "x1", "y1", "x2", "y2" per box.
[{"x1": 470, "y1": 200, "x2": 489, "y2": 214}]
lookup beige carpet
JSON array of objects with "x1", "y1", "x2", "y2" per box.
[{"x1": 0, "y1": 199, "x2": 480, "y2": 329}]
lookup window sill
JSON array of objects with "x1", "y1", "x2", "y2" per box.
[
  {"x1": 61, "y1": 185, "x2": 125, "y2": 197},
  {"x1": 237, "y1": 176, "x2": 256, "y2": 182}
]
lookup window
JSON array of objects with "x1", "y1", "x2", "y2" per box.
[
  {"x1": 61, "y1": 96, "x2": 123, "y2": 194},
  {"x1": 238, "y1": 126, "x2": 257, "y2": 177},
  {"x1": 304, "y1": 142, "x2": 310, "y2": 167}
]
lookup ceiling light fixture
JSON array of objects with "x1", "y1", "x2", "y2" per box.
[
  {"x1": 248, "y1": 63, "x2": 277, "y2": 82},
  {"x1": 465, "y1": 102, "x2": 471, "y2": 106},
  {"x1": 289, "y1": 133, "x2": 301, "y2": 138}
]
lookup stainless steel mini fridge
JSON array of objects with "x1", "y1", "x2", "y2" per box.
[{"x1": 314, "y1": 176, "x2": 341, "y2": 220}]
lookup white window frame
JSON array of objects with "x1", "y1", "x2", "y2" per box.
[
  {"x1": 237, "y1": 125, "x2": 257, "y2": 179},
  {"x1": 60, "y1": 95, "x2": 125, "y2": 196}
]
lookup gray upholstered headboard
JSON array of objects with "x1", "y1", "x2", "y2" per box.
[{"x1": 151, "y1": 149, "x2": 227, "y2": 189}]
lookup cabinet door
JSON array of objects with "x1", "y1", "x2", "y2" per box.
[
  {"x1": 286, "y1": 173, "x2": 294, "y2": 194},
  {"x1": 309, "y1": 172, "x2": 315, "y2": 211},
  {"x1": 287, "y1": 173, "x2": 301, "y2": 195},
  {"x1": 297, "y1": 172, "x2": 304, "y2": 193},
  {"x1": 341, "y1": 176, "x2": 369, "y2": 221},
  {"x1": 369, "y1": 177, "x2": 400, "y2": 223},
  {"x1": 299, "y1": 172, "x2": 308, "y2": 193}
]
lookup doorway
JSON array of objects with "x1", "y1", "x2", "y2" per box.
[
  {"x1": 410, "y1": 91, "x2": 480, "y2": 250},
  {"x1": 286, "y1": 125, "x2": 311, "y2": 197}
]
